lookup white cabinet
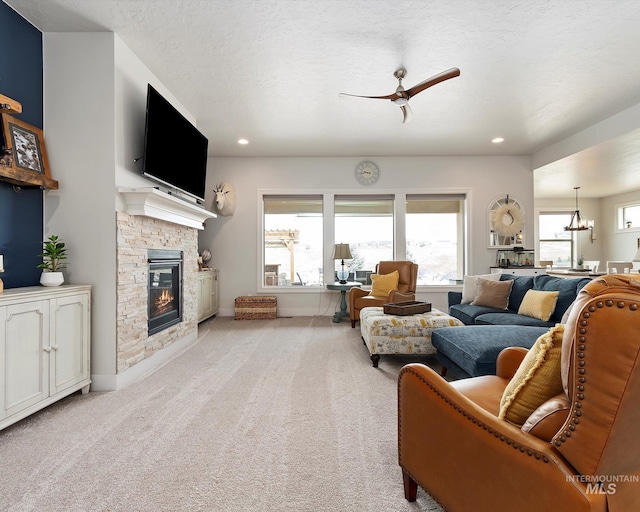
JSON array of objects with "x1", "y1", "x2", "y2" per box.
[
  {"x1": 197, "y1": 269, "x2": 218, "y2": 322},
  {"x1": 490, "y1": 267, "x2": 547, "y2": 276},
  {"x1": 0, "y1": 285, "x2": 91, "y2": 431}
]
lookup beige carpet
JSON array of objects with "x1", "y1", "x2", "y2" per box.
[{"x1": 0, "y1": 316, "x2": 444, "y2": 511}]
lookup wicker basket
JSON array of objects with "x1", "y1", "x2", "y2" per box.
[
  {"x1": 235, "y1": 295, "x2": 277, "y2": 320},
  {"x1": 383, "y1": 300, "x2": 432, "y2": 316}
]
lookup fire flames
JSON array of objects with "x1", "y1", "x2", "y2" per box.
[{"x1": 151, "y1": 289, "x2": 174, "y2": 317}]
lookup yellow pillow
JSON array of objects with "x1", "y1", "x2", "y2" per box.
[
  {"x1": 518, "y1": 289, "x2": 560, "y2": 321},
  {"x1": 499, "y1": 324, "x2": 565, "y2": 427},
  {"x1": 369, "y1": 270, "x2": 400, "y2": 298}
]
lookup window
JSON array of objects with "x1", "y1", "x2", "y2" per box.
[
  {"x1": 334, "y1": 195, "x2": 393, "y2": 280},
  {"x1": 538, "y1": 212, "x2": 573, "y2": 266},
  {"x1": 406, "y1": 195, "x2": 465, "y2": 284},
  {"x1": 261, "y1": 191, "x2": 468, "y2": 288},
  {"x1": 263, "y1": 195, "x2": 323, "y2": 286},
  {"x1": 617, "y1": 202, "x2": 640, "y2": 230}
]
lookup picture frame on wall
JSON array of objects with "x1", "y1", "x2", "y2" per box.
[{"x1": 0, "y1": 114, "x2": 58, "y2": 189}]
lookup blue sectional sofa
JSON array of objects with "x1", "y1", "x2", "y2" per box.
[
  {"x1": 431, "y1": 274, "x2": 591, "y2": 378},
  {"x1": 447, "y1": 274, "x2": 591, "y2": 327}
]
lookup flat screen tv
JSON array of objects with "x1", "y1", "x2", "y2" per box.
[{"x1": 142, "y1": 84, "x2": 208, "y2": 203}]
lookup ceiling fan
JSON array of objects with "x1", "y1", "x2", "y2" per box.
[{"x1": 340, "y1": 67, "x2": 460, "y2": 123}]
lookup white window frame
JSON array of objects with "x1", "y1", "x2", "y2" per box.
[
  {"x1": 536, "y1": 209, "x2": 575, "y2": 267},
  {"x1": 258, "y1": 188, "x2": 469, "y2": 293},
  {"x1": 615, "y1": 200, "x2": 640, "y2": 233}
]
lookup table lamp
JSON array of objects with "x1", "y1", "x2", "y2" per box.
[{"x1": 331, "y1": 243, "x2": 352, "y2": 284}]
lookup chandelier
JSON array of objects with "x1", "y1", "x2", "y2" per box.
[{"x1": 564, "y1": 187, "x2": 589, "y2": 231}]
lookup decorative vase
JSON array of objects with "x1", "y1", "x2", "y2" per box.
[
  {"x1": 40, "y1": 271, "x2": 64, "y2": 287},
  {"x1": 575, "y1": 263, "x2": 584, "y2": 270}
]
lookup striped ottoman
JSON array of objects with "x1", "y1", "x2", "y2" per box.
[{"x1": 359, "y1": 306, "x2": 464, "y2": 367}]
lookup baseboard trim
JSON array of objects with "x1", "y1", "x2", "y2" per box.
[{"x1": 90, "y1": 330, "x2": 200, "y2": 391}]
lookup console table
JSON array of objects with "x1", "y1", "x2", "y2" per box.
[
  {"x1": 0, "y1": 285, "x2": 91, "y2": 431},
  {"x1": 326, "y1": 281, "x2": 361, "y2": 323}
]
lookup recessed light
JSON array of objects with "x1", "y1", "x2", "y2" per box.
[
  {"x1": 492, "y1": 137, "x2": 504, "y2": 144},
  {"x1": 237, "y1": 138, "x2": 249, "y2": 145}
]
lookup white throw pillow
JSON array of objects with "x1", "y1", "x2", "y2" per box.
[{"x1": 461, "y1": 272, "x2": 502, "y2": 304}]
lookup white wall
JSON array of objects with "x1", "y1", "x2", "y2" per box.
[
  {"x1": 200, "y1": 155, "x2": 533, "y2": 315},
  {"x1": 44, "y1": 33, "x2": 118, "y2": 378},
  {"x1": 44, "y1": 32, "x2": 202, "y2": 390},
  {"x1": 601, "y1": 189, "x2": 640, "y2": 264}
]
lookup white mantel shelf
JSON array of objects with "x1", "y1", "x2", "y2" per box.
[{"x1": 118, "y1": 187, "x2": 216, "y2": 229}]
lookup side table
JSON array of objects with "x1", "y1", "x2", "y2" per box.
[{"x1": 326, "y1": 281, "x2": 362, "y2": 323}]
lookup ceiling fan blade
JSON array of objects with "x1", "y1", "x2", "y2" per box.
[
  {"x1": 339, "y1": 92, "x2": 398, "y2": 100},
  {"x1": 405, "y1": 67, "x2": 460, "y2": 99},
  {"x1": 401, "y1": 104, "x2": 413, "y2": 124}
]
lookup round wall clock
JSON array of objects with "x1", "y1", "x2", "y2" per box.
[{"x1": 354, "y1": 160, "x2": 380, "y2": 186}]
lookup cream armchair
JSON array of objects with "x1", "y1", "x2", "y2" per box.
[
  {"x1": 398, "y1": 275, "x2": 640, "y2": 511},
  {"x1": 349, "y1": 261, "x2": 418, "y2": 328}
]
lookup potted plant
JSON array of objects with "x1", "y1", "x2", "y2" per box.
[
  {"x1": 38, "y1": 234, "x2": 67, "y2": 286},
  {"x1": 576, "y1": 255, "x2": 584, "y2": 270}
]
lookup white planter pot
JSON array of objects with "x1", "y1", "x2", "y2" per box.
[{"x1": 40, "y1": 272, "x2": 64, "y2": 287}]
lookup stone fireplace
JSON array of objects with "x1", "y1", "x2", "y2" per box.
[
  {"x1": 115, "y1": 211, "x2": 198, "y2": 374},
  {"x1": 116, "y1": 188, "x2": 216, "y2": 378}
]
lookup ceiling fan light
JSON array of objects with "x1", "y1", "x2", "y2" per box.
[{"x1": 393, "y1": 98, "x2": 408, "y2": 106}]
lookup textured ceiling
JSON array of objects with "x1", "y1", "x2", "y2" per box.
[{"x1": 5, "y1": 0, "x2": 640, "y2": 198}]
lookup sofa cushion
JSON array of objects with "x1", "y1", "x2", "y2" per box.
[
  {"x1": 499, "y1": 274, "x2": 535, "y2": 311},
  {"x1": 448, "y1": 303, "x2": 517, "y2": 326},
  {"x1": 432, "y1": 325, "x2": 548, "y2": 377},
  {"x1": 517, "y1": 289, "x2": 560, "y2": 321},
  {"x1": 499, "y1": 325, "x2": 565, "y2": 427},
  {"x1": 471, "y1": 278, "x2": 513, "y2": 309},
  {"x1": 461, "y1": 272, "x2": 501, "y2": 303},
  {"x1": 533, "y1": 275, "x2": 591, "y2": 323},
  {"x1": 474, "y1": 312, "x2": 554, "y2": 328}
]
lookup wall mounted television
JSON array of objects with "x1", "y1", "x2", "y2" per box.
[{"x1": 142, "y1": 84, "x2": 208, "y2": 203}]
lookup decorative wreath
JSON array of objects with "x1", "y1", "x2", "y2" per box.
[{"x1": 491, "y1": 202, "x2": 525, "y2": 237}]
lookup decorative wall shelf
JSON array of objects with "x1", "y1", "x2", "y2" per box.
[
  {"x1": 118, "y1": 187, "x2": 217, "y2": 229},
  {"x1": 0, "y1": 93, "x2": 22, "y2": 115},
  {"x1": 0, "y1": 166, "x2": 59, "y2": 190}
]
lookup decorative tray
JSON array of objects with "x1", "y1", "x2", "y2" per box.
[{"x1": 383, "y1": 300, "x2": 432, "y2": 316}]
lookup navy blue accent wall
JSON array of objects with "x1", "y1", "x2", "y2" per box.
[{"x1": 0, "y1": 3, "x2": 44, "y2": 288}]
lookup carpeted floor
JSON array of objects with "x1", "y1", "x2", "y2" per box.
[{"x1": 0, "y1": 316, "x2": 445, "y2": 511}]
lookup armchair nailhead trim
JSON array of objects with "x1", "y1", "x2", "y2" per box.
[{"x1": 556, "y1": 298, "x2": 639, "y2": 447}]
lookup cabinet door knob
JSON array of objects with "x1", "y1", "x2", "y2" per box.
[
  {"x1": 43, "y1": 346, "x2": 52, "y2": 353},
  {"x1": 52, "y1": 345, "x2": 59, "y2": 351}
]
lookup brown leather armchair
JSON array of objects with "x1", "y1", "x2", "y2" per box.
[
  {"x1": 398, "y1": 275, "x2": 640, "y2": 512},
  {"x1": 349, "y1": 260, "x2": 418, "y2": 328}
]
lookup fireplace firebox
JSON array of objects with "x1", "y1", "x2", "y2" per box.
[{"x1": 148, "y1": 249, "x2": 183, "y2": 335}]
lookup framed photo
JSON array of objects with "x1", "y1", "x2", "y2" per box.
[{"x1": 0, "y1": 114, "x2": 57, "y2": 189}]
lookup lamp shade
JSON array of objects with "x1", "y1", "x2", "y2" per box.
[{"x1": 331, "y1": 243, "x2": 352, "y2": 260}]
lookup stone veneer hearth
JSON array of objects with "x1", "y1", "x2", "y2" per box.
[{"x1": 116, "y1": 211, "x2": 198, "y2": 373}]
